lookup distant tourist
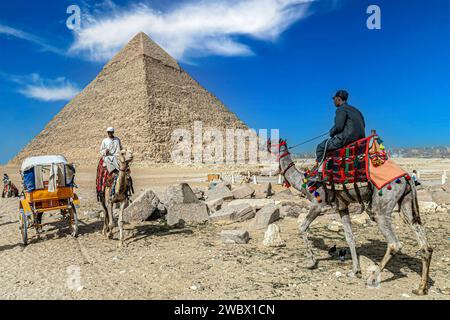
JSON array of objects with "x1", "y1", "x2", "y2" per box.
[{"x1": 412, "y1": 170, "x2": 421, "y2": 186}]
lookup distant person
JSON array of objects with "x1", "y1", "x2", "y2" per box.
[
  {"x1": 100, "y1": 127, "x2": 122, "y2": 173},
  {"x1": 412, "y1": 170, "x2": 421, "y2": 186},
  {"x1": 315, "y1": 90, "x2": 366, "y2": 164}
]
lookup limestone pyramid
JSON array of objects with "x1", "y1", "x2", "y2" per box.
[{"x1": 10, "y1": 32, "x2": 247, "y2": 166}]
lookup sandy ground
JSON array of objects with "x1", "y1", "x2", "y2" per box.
[{"x1": 0, "y1": 159, "x2": 449, "y2": 300}]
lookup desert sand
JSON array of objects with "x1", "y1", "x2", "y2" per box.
[{"x1": 0, "y1": 159, "x2": 449, "y2": 300}]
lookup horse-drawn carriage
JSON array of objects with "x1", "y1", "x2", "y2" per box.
[{"x1": 18, "y1": 155, "x2": 80, "y2": 245}]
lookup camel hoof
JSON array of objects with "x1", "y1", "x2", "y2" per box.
[
  {"x1": 305, "y1": 260, "x2": 318, "y2": 270},
  {"x1": 412, "y1": 288, "x2": 428, "y2": 296}
]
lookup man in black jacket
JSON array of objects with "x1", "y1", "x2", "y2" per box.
[{"x1": 316, "y1": 90, "x2": 366, "y2": 163}]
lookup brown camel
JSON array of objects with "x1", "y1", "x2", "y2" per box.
[
  {"x1": 101, "y1": 149, "x2": 133, "y2": 246},
  {"x1": 269, "y1": 139, "x2": 433, "y2": 295}
]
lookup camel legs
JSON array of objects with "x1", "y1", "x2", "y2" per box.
[
  {"x1": 339, "y1": 208, "x2": 361, "y2": 278},
  {"x1": 299, "y1": 204, "x2": 322, "y2": 269},
  {"x1": 400, "y1": 199, "x2": 433, "y2": 295},
  {"x1": 107, "y1": 201, "x2": 115, "y2": 239},
  {"x1": 101, "y1": 201, "x2": 109, "y2": 236},
  {"x1": 118, "y1": 199, "x2": 128, "y2": 247}
]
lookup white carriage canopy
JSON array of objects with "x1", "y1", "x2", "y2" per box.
[{"x1": 21, "y1": 155, "x2": 75, "y2": 192}]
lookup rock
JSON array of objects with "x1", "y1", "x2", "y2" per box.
[
  {"x1": 262, "y1": 224, "x2": 286, "y2": 247},
  {"x1": 232, "y1": 184, "x2": 255, "y2": 199},
  {"x1": 351, "y1": 212, "x2": 371, "y2": 225},
  {"x1": 419, "y1": 201, "x2": 438, "y2": 213},
  {"x1": 165, "y1": 183, "x2": 199, "y2": 207},
  {"x1": 206, "y1": 185, "x2": 234, "y2": 201},
  {"x1": 227, "y1": 199, "x2": 277, "y2": 210},
  {"x1": 436, "y1": 205, "x2": 448, "y2": 213},
  {"x1": 271, "y1": 189, "x2": 294, "y2": 200},
  {"x1": 253, "y1": 183, "x2": 273, "y2": 199},
  {"x1": 251, "y1": 203, "x2": 280, "y2": 230},
  {"x1": 166, "y1": 203, "x2": 209, "y2": 226},
  {"x1": 157, "y1": 202, "x2": 167, "y2": 215},
  {"x1": 359, "y1": 255, "x2": 376, "y2": 276},
  {"x1": 280, "y1": 205, "x2": 291, "y2": 218},
  {"x1": 209, "y1": 204, "x2": 255, "y2": 223},
  {"x1": 123, "y1": 190, "x2": 160, "y2": 223},
  {"x1": 431, "y1": 190, "x2": 450, "y2": 205},
  {"x1": 327, "y1": 221, "x2": 342, "y2": 232},
  {"x1": 190, "y1": 283, "x2": 199, "y2": 291},
  {"x1": 276, "y1": 198, "x2": 310, "y2": 209},
  {"x1": 417, "y1": 189, "x2": 433, "y2": 202},
  {"x1": 280, "y1": 204, "x2": 303, "y2": 218},
  {"x1": 335, "y1": 271, "x2": 343, "y2": 278},
  {"x1": 220, "y1": 230, "x2": 250, "y2": 244},
  {"x1": 192, "y1": 187, "x2": 205, "y2": 200},
  {"x1": 205, "y1": 198, "x2": 224, "y2": 213},
  {"x1": 208, "y1": 180, "x2": 231, "y2": 190}
]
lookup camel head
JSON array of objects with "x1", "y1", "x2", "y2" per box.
[
  {"x1": 267, "y1": 138, "x2": 289, "y2": 157},
  {"x1": 118, "y1": 149, "x2": 133, "y2": 169}
]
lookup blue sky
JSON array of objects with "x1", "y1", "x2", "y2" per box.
[{"x1": 0, "y1": 0, "x2": 449, "y2": 163}]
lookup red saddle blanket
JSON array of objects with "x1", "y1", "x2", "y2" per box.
[
  {"x1": 319, "y1": 135, "x2": 407, "y2": 190},
  {"x1": 96, "y1": 158, "x2": 116, "y2": 196}
]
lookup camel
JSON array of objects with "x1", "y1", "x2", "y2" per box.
[
  {"x1": 100, "y1": 149, "x2": 134, "y2": 246},
  {"x1": 269, "y1": 139, "x2": 433, "y2": 295},
  {"x1": 2, "y1": 178, "x2": 19, "y2": 198}
]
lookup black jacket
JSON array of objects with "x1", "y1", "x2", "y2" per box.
[{"x1": 329, "y1": 103, "x2": 366, "y2": 146}]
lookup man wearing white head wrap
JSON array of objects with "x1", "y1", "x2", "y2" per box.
[{"x1": 100, "y1": 127, "x2": 122, "y2": 173}]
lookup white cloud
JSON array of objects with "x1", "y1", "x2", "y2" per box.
[
  {"x1": 0, "y1": 24, "x2": 64, "y2": 55},
  {"x1": 16, "y1": 74, "x2": 80, "y2": 102},
  {"x1": 69, "y1": 0, "x2": 315, "y2": 62}
]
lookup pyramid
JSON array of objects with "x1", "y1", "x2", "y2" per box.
[{"x1": 10, "y1": 32, "x2": 248, "y2": 166}]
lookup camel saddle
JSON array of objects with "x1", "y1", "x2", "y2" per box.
[{"x1": 305, "y1": 135, "x2": 389, "y2": 188}]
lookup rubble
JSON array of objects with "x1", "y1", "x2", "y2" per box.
[
  {"x1": 251, "y1": 203, "x2": 280, "y2": 230},
  {"x1": 220, "y1": 230, "x2": 250, "y2": 244},
  {"x1": 123, "y1": 190, "x2": 160, "y2": 223},
  {"x1": 165, "y1": 183, "x2": 199, "y2": 207},
  {"x1": 205, "y1": 198, "x2": 224, "y2": 213},
  {"x1": 252, "y1": 183, "x2": 272, "y2": 199},
  {"x1": 166, "y1": 203, "x2": 209, "y2": 226},
  {"x1": 209, "y1": 204, "x2": 255, "y2": 223},
  {"x1": 206, "y1": 185, "x2": 233, "y2": 202},
  {"x1": 231, "y1": 184, "x2": 255, "y2": 199},
  {"x1": 262, "y1": 224, "x2": 286, "y2": 247},
  {"x1": 227, "y1": 199, "x2": 276, "y2": 210}
]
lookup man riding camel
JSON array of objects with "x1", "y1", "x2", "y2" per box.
[
  {"x1": 100, "y1": 127, "x2": 122, "y2": 173},
  {"x1": 315, "y1": 90, "x2": 366, "y2": 165}
]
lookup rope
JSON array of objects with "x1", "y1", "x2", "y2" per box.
[{"x1": 288, "y1": 132, "x2": 329, "y2": 150}]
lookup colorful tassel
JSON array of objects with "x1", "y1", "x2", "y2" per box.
[
  {"x1": 387, "y1": 184, "x2": 392, "y2": 190},
  {"x1": 395, "y1": 178, "x2": 401, "y2": 184},
  {"x1": 378, "y1": 190, "x2": 383, "y2": 196}
]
